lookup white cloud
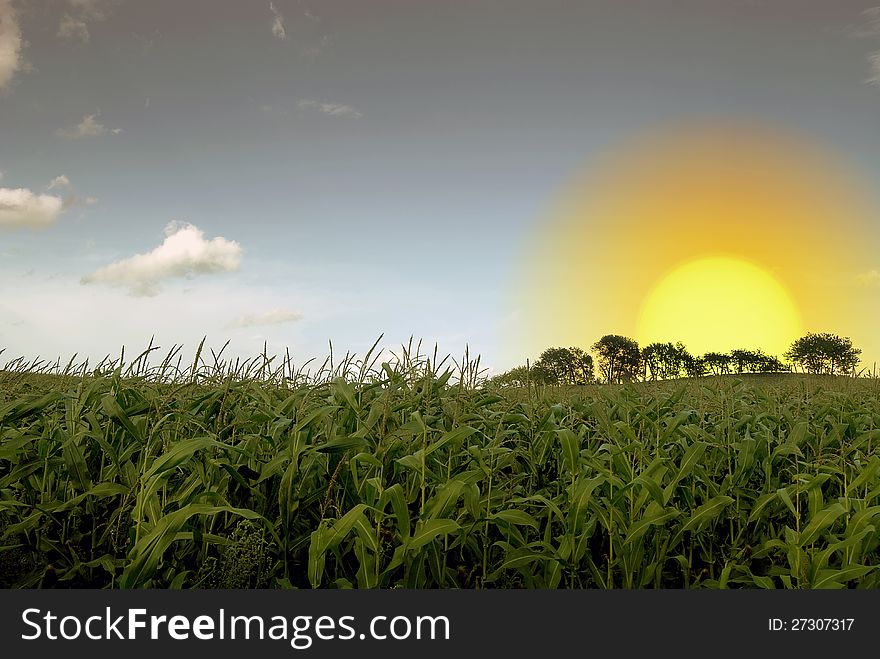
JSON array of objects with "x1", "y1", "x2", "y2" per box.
[
  {"x1": 69, "y1": 0, "x2": 109, "y2": 20},
  {"x1": 868, "y1": 51, "x2": 880, "y2": 86},
  {"x1": 56, "y1": 113, "x2": 121, "y2": 139},
  {"x1": 0, "y1": 187, "x2": 64, "y2": 229},
  {"x1": 232, "y1": 308, "x2": 304, "y2": 328},
  {"x1": 82, "y1": 222, "x2": 243, "y2": 296},
  {"x1": 58, "y1": 0, "x2": 112, "y2": 43},
  {"x1": 0, "y1": 271, "x2": 324, "y2": 373},
  {"x1": 297, "y1": 99, "x2": 363, "y2": 119},
  {"x1": 48, "y1": 175, "x2": 72, "y2": 190},
  {"x1": 856, "y1": 7, "x2": 880, "y2": 38},
  {"x1": 44, "y1": 174, "x2": 96, "y2": 211},
  {"x1": 0, "y1": 0, "x2": 22, "y2": 90},
  {"x1": 269, "y1": 2, "x2": 286, "y2": 40},
  {"x1": 848, "y1": 8, "x2": 880, "y2": 85},
  {"x1": 57, "y1": 15, "x2": 90, "y2": 43},
  {"x1": 857, "y1": 269, "x2": 880, "y2": 286},
  {"x1": 0, "y1": 175, "x2": 92, "y2": 228}
]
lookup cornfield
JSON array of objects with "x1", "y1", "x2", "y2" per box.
[{"x1": 1, "y1": 341, "x2": 878, "y2": 589}]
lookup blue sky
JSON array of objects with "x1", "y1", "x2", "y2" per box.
[{"x1": 2, "y1": 0, "x2": 880, "y2": 374}]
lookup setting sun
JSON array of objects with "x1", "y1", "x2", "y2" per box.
[
  {"x1": 513, "y1": 123, "x2": 879, "y2": 365},
  {"x1": 636, "y1": 257, "x2": 802, "y2": 356}
]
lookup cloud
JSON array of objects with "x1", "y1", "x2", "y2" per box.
[
  {"x1": 57, "y1": 15, "x2": 90, "y2": 43},
  {"x1": 857, "y1": 270, "x2": 880, "y2": 286},
  {"x1": 68, "y1": 0, "x2": 110, "y2": 20},
  {"x1": 868, "y1": 51, "x2": 880, "y2": 86},
  {"x1": 48, "y1": 175, "x2": 72, "y2": 190},
  {"x1": 49, "y1": 175, "x2": 97, "y2": 210},
  {"x1": 231, "y1": 308, "x2": 304, "y2": 328},
  {"x1": 57, "y1": 113, "x2": 122, "y2": 139},
  {"x1": 0, "y1": 0, "x2": 22, "y2": 90},
  {"x1": 297, "y1": 99, "x2": 363, "y2": 119},
  {"x1": 0, "y1": 175, "x2": 93, "y2": 228},
  {"x1": 0, "y1": 187, "x2": 64, "y2": 229},
  {"x1": 269, "y1": 3, "x2": 286, "y2": 40},
  {"x1": 854, "y1": 7, "x2": 880, "y2": 38},
  {"x1": 82, "y1": 222, "x2": 243, "y2": 296},
  {"x1": 58, "y1": 0, "x2": 112, "y2": 43},
  {"x1": 853, "y1": 8, "x2": 880, "y2": 85}
]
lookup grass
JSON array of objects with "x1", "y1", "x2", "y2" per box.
[{"x1": 0, "y1": 340, "x2": 879, "y2": 589}]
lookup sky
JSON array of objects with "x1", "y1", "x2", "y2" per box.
[{"x1": 2, "y1": 0, "x2": 880, "y2": 375}]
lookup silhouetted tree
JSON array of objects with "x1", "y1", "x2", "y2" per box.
[
  {"x1": 491, "y1": 347, "x2": 594, "y2": 387},
  {"x1": 642, "y1": 342, "x2": 676, "y2": 380},
  {"x1": 727, "y1": 348, "x2": 788, "y2": 374},
  {"x1": 785, "y1": 333, "x2": 861, "y2": 375},
  {"x1": 755, "y1": 353, "x2": 788, "y2": 373},
  {"x1": 703, "y1": 352, "x2": 731, "y2": 375},
  {"x1": 729, "y1": 349, "x2": 760, "y2": 373},
  {"x1": 532, "y1": 346, "x2": 594, "y2": 385},
  {"x1": 642, "y1": 341, "x2": 699, "y2": 380},
  {"x1": 679, "y1": 348, "x2": 706, "y2": 378},
  {"x1": 564, "y1": 346, "x2": 595, "y2": 384},
  {"x1": 489, "y1": 365, "x2": 533, "y2": 387},
  {"x1": 493, "y1": 331, "x2": 844, "y2": 389},
  {"x1": 528, "y1": 361, "x2": 552, "y2": 385},
  {"x1": 593, "y1": 334, "x2": 640, "y2": 384}
]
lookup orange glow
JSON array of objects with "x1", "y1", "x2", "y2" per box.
[{"x1": 511, "y1": 121, "x2": 879, "y2": 367}]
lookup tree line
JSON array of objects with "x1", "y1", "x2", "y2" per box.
[{"x1": 492, "y1": 332, "x2": 862, "y2": 387}]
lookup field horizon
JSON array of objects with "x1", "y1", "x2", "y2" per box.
[
  {"x1": 2, "y1": 347, "x2": 878, "y2": 589},
  {"x1": 3, "y1": 0, "x2": 880, "y2": 599}
]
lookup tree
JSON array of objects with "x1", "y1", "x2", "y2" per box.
[
  {"x1": 593, "y1": 335, "x2": 640, "y2": 384},
  {"x1": 729, "y1": 349, "x2": 750, "y2": 374},
  {"x1": 703, "y1": 352, "x2": 731, "y2": 376},
  {"x1": 489, "y1": 365, "x2": 533, "y2": 387},
  {"x1": 679, "y1": 348, "x2": 706, "y2": 378},
  {"x1": 642, "y1": 342, "x2": 675, "y2": 380},
  {"x1": 727, "y1": 348, "x2": 788, "y2": 374},
  {"x1": 754, "y1": 353, "x2": 788, "y2": 373},
  {"x1": 642, "y1": 341, "x2": 698, "y2": 380},
  {"x1": 641, "y1": 343, "x2": 663, "y2": 381},
  {"x1": 491, "y1": 346, "x2": 594, "y2": 388},
  {"x1": 784, "y1": 333, "x2": 861, "y2": 375},
  {"x1": 533, "y1": 346, "x2": 594, "y2": 385},
  {"x1": 564, "y1": 346, "x2": 595, "y2": 384},
  {"x1": 729, "y1": 349, "x2": 763, "y2": 374}
]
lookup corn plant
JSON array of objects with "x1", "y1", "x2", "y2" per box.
[{"x1": 1, "y1": 341, "x2": 878, "y2": 588}]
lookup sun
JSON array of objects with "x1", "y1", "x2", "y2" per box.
[
  {"x1": 510, "y1": 122, "x2": 879, "y2": 369},
  {"x1": 636, "y1": 257, "x2": 803, "y2": 356}
]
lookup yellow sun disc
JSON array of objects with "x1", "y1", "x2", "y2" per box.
[
  {"x1": 636, "y1": 257, "x2": 803, "y2": 356},
  {"x1": 510, "y1": 122, "x2": 880, "y2": 368}
]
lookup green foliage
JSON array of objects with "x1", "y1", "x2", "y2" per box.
[
  {"x1": 492, "y1": 346, "x2": 593, "y2": 387},
  {"x1": 533, "y1": 347, "x2": 594, "y2": 385},
  {"x1": 489, "y1": 365, "x2": 533, "y2": 388},
  {"x1": 2, "y1": 352, "x2": 878, "y2": 589}
]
